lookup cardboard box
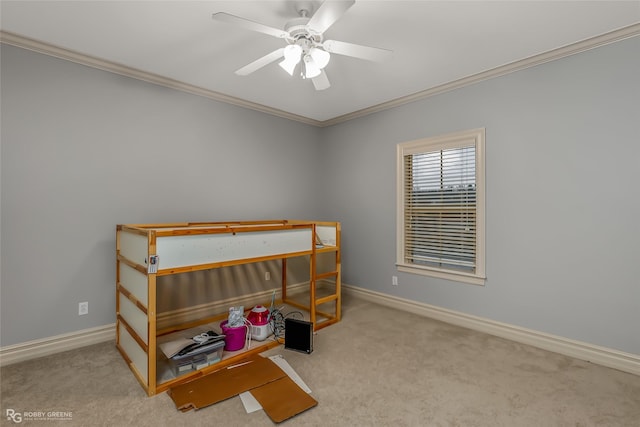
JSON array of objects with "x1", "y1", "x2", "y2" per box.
[{"x1": 168, "y1": 355, "x2": 317, "y2": 423}]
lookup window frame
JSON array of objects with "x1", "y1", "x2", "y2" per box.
[{"x1": 396, "y1": 128, "x2": 486, "y2": 285}]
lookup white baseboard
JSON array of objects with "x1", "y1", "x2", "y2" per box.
[
  {"x1": 10, "y1": 283, "x2": 633, "y2": 376},
  {"x1": 0, "y1": 324, "x2": 115, "y2": 367},
  {"x1": 343, "y1": 284, "x2": 640, "y2": 376}
]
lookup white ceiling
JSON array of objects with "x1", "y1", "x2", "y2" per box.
[{"x1": 1, "y1": 1, "x2": 639, "y2": 125}]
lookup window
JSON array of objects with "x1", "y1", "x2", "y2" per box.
[{"x1": 397, "y1": 128, "x2": 485, "y2": 285}]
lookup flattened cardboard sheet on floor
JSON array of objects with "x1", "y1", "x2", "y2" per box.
[
  {"x1": 249, "y1": 375, "x2": 318, "y2": 423},
  {"x1": 167, "y1": 355, "x2": 317, "y2": 423}
]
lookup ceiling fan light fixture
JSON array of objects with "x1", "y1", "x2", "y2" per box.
[
  {"x1": 303, "y1": 55, "x2": 321, "y2": 79},
  {"x1": 283, "y1": 44, "x2": 303, "y2": 62},
  {"x1": 309, "y1": 47, "x2": 330, "y2": 69},
  {"x1": 279, "y1": 58, "x2": 298, "y2": 76},
  {"x1": 279, "y1": 44, "x2": 303, "y2": 76}
]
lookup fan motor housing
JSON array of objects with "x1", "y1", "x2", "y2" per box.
[{"x1": 285, "y1": 17, "x2": 322, "y2": 44}]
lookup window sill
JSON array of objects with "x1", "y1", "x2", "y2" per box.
[{"x1": 396, "y1": 263, "x2": 486, "y2": 286}]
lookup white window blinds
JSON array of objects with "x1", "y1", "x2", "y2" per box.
[
  {"x1": 404, "y1": 145, "x2": 476, "y2": 271},
  {"x1": 397, "y1": 128, "x2": 485, "y2": 285}
]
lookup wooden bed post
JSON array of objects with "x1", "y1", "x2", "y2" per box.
[
  {"x1": 335, "y1": 222, "x2": 342, "y2": 322},
  {"x1": 147, "y1": 230, "x2": 157, "y2": 395},
  {"x1": 115, "y1": 226, "x2": 121, "y2": 347},
  {"x1": 309, "y1": 224, "x2": 317, "y2": 328},
  {"x1": 281, "y1": 258, "x2": 288, "y2": 302}
]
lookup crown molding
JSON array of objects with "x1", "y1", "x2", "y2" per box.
[
  {"x1": 2, "y1": 23, "x2": 639, "y2": 128},
  {"x1": 0, "y1": 30, "x2": 323, "y2": 127},
  {"x1": 321, "y1": 23, "x2": 640, "y2": 127}
]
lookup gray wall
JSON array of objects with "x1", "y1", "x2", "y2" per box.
[
  {"x1": 0, "y1": 44, "x2": 321, "y2": 346},
  {"x1": 2, "y1": 36, "x2": 639, "y2": 356},
  {"x1": 319, "y1": 36, "x2": 640, "y2": 355}
]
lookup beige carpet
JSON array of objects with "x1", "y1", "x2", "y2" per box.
[{"x1": 2, "y1": 294, "x2": 639, "y2": 426}]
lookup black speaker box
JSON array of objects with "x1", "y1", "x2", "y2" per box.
[{"x1": 284, "y1": 318, "x2": 313, "y2": 354}]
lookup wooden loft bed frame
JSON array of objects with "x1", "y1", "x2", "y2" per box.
[{"x1": 115, "y1": 220, "x2": 341, "y2": 396}]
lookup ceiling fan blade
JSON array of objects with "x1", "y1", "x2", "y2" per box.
[
  {"x1": 212, "y1": 12, "x2": 289, "y2": 39},
  {"x1": 306, "y1": 0, "x2": 355, "y2": 34},
  {"x1": 235, "y1": 48, "x2": 285, "y2": 76},
  {"x1": 312, "y1": 70, "x2": 331, "y2": 91},
  {"x1": 323, "y1": 39, "x2": 392, "y2": 62}
]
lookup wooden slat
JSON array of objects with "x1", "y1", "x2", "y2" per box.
[
  {"x1": 314, "y1": 318, "x2": 340, "y2": 331},
  {"x1": 117, "y1": 315, "x2": 149, "y2": 353},
  {"x1": 315, "y1": 294, "x2": 338, "y2": 305},
  {"x1": 316, "y1": 245, "x2": 338, "y2": 254},
  {"x1": 117, "y1": 254, "x2": 147, "y2": 275},
  {"x1": 153, "y1": 221, "x2": 312, "y2": 237},
  {"x1": 118, "y1": 224, "x2": 154, "y2": 237},
  {"x1": 117, "y1": 284, "x2": 148, "y2": 314},
  {"x1": 316, "y1": 271, "x2": 338, "y2": 280},
  {"x1": 314, "y1": 308, "x2": 335, "y2": 319}
]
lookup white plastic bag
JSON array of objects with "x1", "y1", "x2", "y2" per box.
[{"x1": 228, "y1": 306, "x2": 244, "y2": 327}]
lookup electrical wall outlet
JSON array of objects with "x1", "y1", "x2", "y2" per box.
[
  {"x1": 392, "y1": 276, "x2": 398, "y2": 286},
  {"x1": 78, "y1": 301, "x2": 88, "y2": 316},
  {"x1": 265, "y1": 271, "x2": 271, "y2": 281}
]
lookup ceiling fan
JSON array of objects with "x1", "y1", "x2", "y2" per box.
[{"x1": 212, "y1": 0, "x2": 392, "y2": 90}]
